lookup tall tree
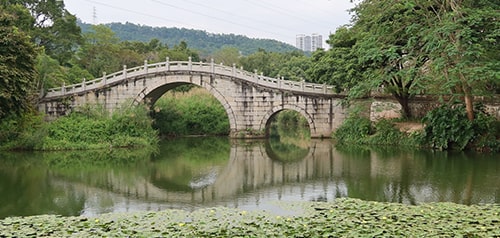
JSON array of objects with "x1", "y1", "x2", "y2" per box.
[
  {"x1": 348, "y1": 0, "x2": 430, "y2": 118},
  {"x1": 307, "y1": 26, "x2": 362, "y2": 93},
  {"x1": 0, "y1": 7, "x2": 38, "y2": 119},
  {"x1": 77, "y1": 25, "x2": 122, "y2": 77},
  {"x1": 2, "y1": 0, "x2": 82, "y2": 65},
  {"x1": 323, "y1": 0, "x2": 498, "y2": 119},
  {"x1": 417, "y1": 0, "x2": 500, "y2": 120},
  {"x1": 212, "y1": 46, "x2": 241, "y2": 66}
]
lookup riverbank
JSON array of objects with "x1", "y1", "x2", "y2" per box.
[{"x1": 1, "y1": 198, "x2": 498, "y2": 237}]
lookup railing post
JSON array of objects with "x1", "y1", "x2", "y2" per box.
[
  {"x1": 123, "y1": 65, "x2": 127, "y2": 78},
  {"x1": 83, "y1": 78, "x2": 86, "y2": 91},
  {"x1": 301, "y1": 79, "x2": 305, "y2": 91},
  {"x1": 166, "y1": 57, "x2": 170, "y2": 71},
  {"x1": 277, "y1": 76, "x2": 281, "y2": 88},
  {"x1": 188, "y1": 56, "x2": 192, "y2": 70},
  {"x1": 62, "y1": 82, "x2": 66, "y2": 94},
  {"x1": 323, "y1": 83, "x2": 327, "y2": 94},
  {"x1": 254, "y1": 69, "x2": 258, "y2": 81},
  {"x1": 144, "y1": 60, "x2": 148, "y2": 74},
  {"x1": 232, "y1": 63, "x2": 236, "y2": 77},
  {"x1": 211, "y1": 58, "x2": 215, "y2": 73},
  {"x1": 103, "y1": 72, "x2": 107, "y2": 86}
]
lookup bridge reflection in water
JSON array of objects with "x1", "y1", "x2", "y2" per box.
[
  {"x1": 1, "y1": 138, "x2": 498, "y2": 218},
  {"x1": 53, "y1": 139, "x2": 500, "y2": 216}
]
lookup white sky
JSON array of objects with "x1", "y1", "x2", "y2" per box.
[{"x1": 63, "y1": 0, "x2": 354, "y2": 46}]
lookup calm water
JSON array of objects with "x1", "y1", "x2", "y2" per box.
[{"x1": 0, "y1": 137, "x2": 499, "y2": 218}]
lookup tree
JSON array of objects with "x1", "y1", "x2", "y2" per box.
[
  {"x1": 240, "y1": 49, "x2": 308, "y2": 80},
  {"x1": 347, "y1": 0, "x2": 431, "y2": 118},
  {"x1": 0, "y1": 7, "x2": 38, "y2": 119},
  {"x1": 167, "y1": 41, "x2": 200, "y2": 61},
  {"x1": 276, "y1": 52, "x2": 311, "y2": 81},
  {"x1": 240, "y1": 49, "x2": 272, "y2": 76},
  {"x1": 416, "y1": 0, "x2": 500, "y2": 120},
  {"x1": 322, "y1": 0, "x2": 498, "y2": 119},
  {"x1": 2, "y1": 0, "x2": 82, "y2": 65},
  {"x1": 307, "y1": 27, "x2": 362, "y2": 92},
  {"x1": 212, "y1": 46, "x2": 241, "y2": 66},
  {"x1": 77, "y1": 25, "x2": 122, "y2": 77},
  {"x1": 36, "y1": 52, "x2": 93, "y2": 89}
]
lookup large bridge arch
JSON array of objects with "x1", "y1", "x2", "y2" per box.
[
  {"x1": 136, "y1": 74, "x2": 238, "y2": 135},
  {"x1": 260, "y1": 104, "x2": 316, "y2": 137}
]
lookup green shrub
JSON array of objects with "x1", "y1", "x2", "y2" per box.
[
  {"x1": 0, "y1": 112, "x2": 45, "y2": 150},
  {"x1": 333, "y1": 114, "x2": 372, "y2": 144},
  {"x1": 152, "y1": 88, "x2": 230, "y2": 136},
  {"x1": 0, "y1": 102, "x2": 159, "y2": 151},
  {"x1": 334, "y1": 110, "x2": 419, "y2": 147},
  {"x1": 420, "y1": 103, "x2": 499, "y2": 152},
  {"x1": 367, "y1": 119, "x2": 406, "y2": 145}
]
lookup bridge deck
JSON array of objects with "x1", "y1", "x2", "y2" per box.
[{"x1": 42, "y1": 59, "x2": 341, "y2": 99}]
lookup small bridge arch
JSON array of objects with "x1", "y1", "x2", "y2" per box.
[
  {"x1": 38, "y1": 59, "x2": 348, "y2": 138},
  {"x1": 260, "y1": 104, "x2": 316, "y2": 137}
]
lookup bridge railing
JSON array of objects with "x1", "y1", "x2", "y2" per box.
[{"x1": 43, "y1": 58, "x2": 339, "y2": 98}]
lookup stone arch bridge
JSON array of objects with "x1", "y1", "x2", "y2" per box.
[{"x1": 38, "y1": 59, "x2": 348, "y2": 138}]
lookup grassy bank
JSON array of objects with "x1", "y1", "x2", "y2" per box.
[
  {"x1": 334, "y1": 104, "x2": 499, "y2": 152},
  {"x1": 1, "y1": 198, "x2": 498, "y2": 237},
  {"x1": 0, "y1": 103, "x2": 158, "y2": 151}
]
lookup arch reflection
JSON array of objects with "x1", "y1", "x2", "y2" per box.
[{"x1": 0, "y1": 138, "x2": 498, "y2": 218}]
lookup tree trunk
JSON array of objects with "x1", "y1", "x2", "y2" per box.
[
  {"x1": 394, "y1": 93, "x2": 412, "y2": 119},
  {"x1": 463, "y1": 86, "x2": 474, "y2": 121}
]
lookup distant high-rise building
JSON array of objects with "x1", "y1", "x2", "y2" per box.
[
  {"x1": 296, "y1": 34, "x2": 307, "y2": 51},
  {"x1": 311, "y1": 34, "x2": 323, "y2": 51},
  {"x1": 296, "y1": 34, "x2": 323, "y2": 52}
]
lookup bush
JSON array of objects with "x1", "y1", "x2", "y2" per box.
[
  {"x1": 152, "y1": 87, "x2": 230, "y2": 136},
  {"x1": 333, "y1": 113, "x2": 372, "y2": 144},
  {"x1": 1, "y1": 103, "x2": 158, "y2": 151},
  {"x1": 334, "y1": 110, "x2": 418, "y2": 147},
  {"x1": 420, "y1": 103, "x2": 499, "y2": 152},
  {"x1": 367, "y1": 119, "x2": 408, "y2": 145},
  {"x1": 0, "y1": 112, "x2": 45, "y2": 150},
  {"x1": 41, "y1": 104, "x2": 158, "y2": 150}
]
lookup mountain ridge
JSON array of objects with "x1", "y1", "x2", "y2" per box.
[{"x1": 78, "y1": 21, "x2": 299, "y2": 56}]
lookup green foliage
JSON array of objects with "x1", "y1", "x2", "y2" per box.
[
  {"x1": 240, "y1": 49, "x2": 309, "y2": 81},
  {"x1": 334, "y1": 109, "x2": 419, "y2": 147},
  {"x1": 42, "y1": 104, "x2": 158, "y2": 150},
  {"x1": 77, "y1": 24, "x2": 123, "y2": 77},
  {"x1": 0, "y1": 7, "x2": 38, "y2": 119},
  {"x1": 76, "y1": 25, "x2": 201, "y2": 78},
  {"x1": 307, "y1": 27, "x2": 361, "y2": 92},
  {"x1": 0, "y1": 112, "x2": 45, "y2": 150},
  {"x1": 333, "y1": 112, "x2": 372, "y2": 145},
  {"x1": 421, "y1": 104, "x2": 499, "y2": 151},
  {"x1": 367, "y1": 119, "x2": 417, "y2": 146},
  {"x1": 212, "y1": 46, "x2": 241, "y2": 66},
  {"x1": 152, "y1": 88, "x2": 230, "y2": 136},
  {"x1": 313, "y1": 0, "x2": 499, "y2": 119},
  {"x1": 81, "y1": 22, "x2": 298, "y2": 56},
  {"x1": 1, "y1": 103, "x2": 158, "y2": 151},
  {"x1": 1, "y1": 198, "x2": 500, "y2": 237},
  {"x1": 4, "y1": 0, "x2": 83, "y2": 65},
  {"x1": 35, "y1": 52, "x2": 67, "y2": 89},
  {"x1": 275, "y1": 110, "x2": 308, "y2": 128}
]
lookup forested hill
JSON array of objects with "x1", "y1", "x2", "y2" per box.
[{"x1": 78, "y1": 22, "x2": 298, "y2": 56}]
